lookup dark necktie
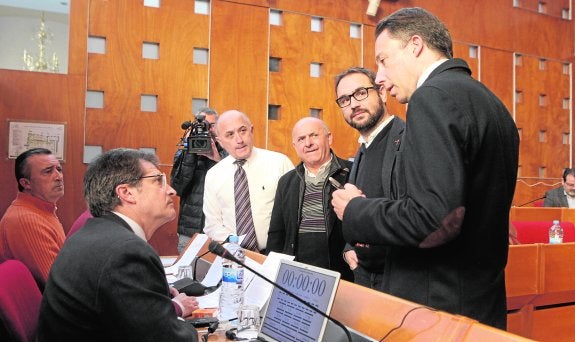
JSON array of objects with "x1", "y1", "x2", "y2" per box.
[{"x1": 234, "y1": 159, "x2": 259, "y2": 251}]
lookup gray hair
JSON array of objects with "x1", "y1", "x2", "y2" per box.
[
  {"x1": 196, "y1": 107, "x2": 218, "y2": 117},
  {"x1": 83, "y1": 148, "x2": 158, "y2": 217},
  {"x1": 375, "y1": 7, "x2": 453, "y2": 59},
  {"x1": 215, "y1": 110, "x2": 253, "y2": 136}
]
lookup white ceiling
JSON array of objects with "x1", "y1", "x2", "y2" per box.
[{"x1": 0, "y1": 0, "x2": 69, "y2": 14}]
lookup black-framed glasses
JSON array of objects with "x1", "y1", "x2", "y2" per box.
[
  {"x1": 135, "y1": 173, "x2": 167, "y2": 190},
  {"x1": 335, "y1": 86, "x2": 378, "y2": 108}
]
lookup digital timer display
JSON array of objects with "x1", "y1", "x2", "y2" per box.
[
  {"x1": 258, "y1": 259, "x2": 341, "y2": 342},
  {"x1": 280, "y1": 269, "x2": 327, "y2": 296}
]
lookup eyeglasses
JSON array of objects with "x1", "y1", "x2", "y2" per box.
[
  {"x1": 335, "y1": 86, "x2": 378, "y2": 108},
  {"x1": 136, "y1": 173, "x2": 167, "y2": 190}
]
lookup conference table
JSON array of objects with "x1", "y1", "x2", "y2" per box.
[{"x1": 168, "y1": 237, "x2": 533, "y2": 342}]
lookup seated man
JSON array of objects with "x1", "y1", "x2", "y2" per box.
[
  {"x1": 267, "y1": 117, "x2": 353, "y2": 281},
  {"x1": 0, "y1": 148, "x2": 65, "y2": 291},
  {"x1": 544, "y1": 168, "x2": 575, "y2": 208},
  {"x1": 38, "y1": 149, "x2": 199, "y2": 342}
]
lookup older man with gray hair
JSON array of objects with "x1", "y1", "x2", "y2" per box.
[{"x1": 38, "y1": 148, "x2": 199, "y2": 342}]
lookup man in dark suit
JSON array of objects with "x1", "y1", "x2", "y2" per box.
[
  {"x1": 38, "y1": 149, "x2": 199, "y2": 342},
  {"x1": 332, "y1": 67, "x2": 404, "y2": 289},
  {"x1": 332, "y1": 8, "x2": 519, "y2": 329},
  {"x1": 544, "y1": 168, "x2": 575, "y2": 207}
]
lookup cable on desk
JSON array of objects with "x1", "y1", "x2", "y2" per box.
[
  {"x1": 379, "y1": 306, "x2": 438, "y2": 341},
  {"x1": 201, "y1": 320, "x2": 219, "y2": 342}
]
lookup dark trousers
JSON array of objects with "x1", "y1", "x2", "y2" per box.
[{"x1": 353, "y1": 265, "x2": 384, "y2": 290}]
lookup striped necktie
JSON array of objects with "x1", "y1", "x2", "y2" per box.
[{"x1": 234, "y1": 159, "x2": 259, "y2": 251}]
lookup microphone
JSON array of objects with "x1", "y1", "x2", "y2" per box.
[
  {"x1": 516, "y1": 195, "x2": 546, "y2": 207},
  {"x1": 208, "y1": 241, "x2": 352, "y2": 342},
  {"x1": 172, "y1": 237, "x2": 232, "y2": 296},
  {"x1": 181, "y1": 121, "x2": 192, "y2": 130},
  {"x1": 172, "y1": 277, "x2": 218, "y2": 297}
]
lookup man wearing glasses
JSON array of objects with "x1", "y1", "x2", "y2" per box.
[
  {"x1": 333, "y1": 67, "x2": 404, "y2": 290},
  {"x1": 332, "y1": 8, "x2": 519, "y2": 329},
  {"x1": 39, "y1": 149, "x2": 199, "y2": 342}
]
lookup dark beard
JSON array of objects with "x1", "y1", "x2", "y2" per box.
[{"x1": 348, "y1": 100, "x2": 385, "y2": 135}]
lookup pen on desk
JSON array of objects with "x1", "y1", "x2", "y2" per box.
[{"x1": 328, "y1": 177, "x2": 344, "y2": 190}]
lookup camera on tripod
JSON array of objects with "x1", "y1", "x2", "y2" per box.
[{"x1": 181, "y1": 113, "x2": 212, "y2": 154}]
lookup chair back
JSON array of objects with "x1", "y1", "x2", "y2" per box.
[
  {"x1": 512, "y1": 221, "x2": 575, "y2": 244},
  {"x1": 0, "y1": 260, "x2": 42, "y2": 342}
]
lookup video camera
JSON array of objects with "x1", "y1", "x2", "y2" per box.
[{"x1": 181, "y1": 113, "x2": 212, "y2": 154}]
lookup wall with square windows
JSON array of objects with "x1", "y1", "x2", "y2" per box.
[{"x1": 0, "y1": 0, "x2": 573, "y2": 256}]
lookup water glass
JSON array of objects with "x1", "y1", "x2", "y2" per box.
[
  {"x1": 237, "y1": 304, "x2": 261, "y2": 332},
  {"x1": 176, "y1": 265, "x2": 193, "y2": 280}
]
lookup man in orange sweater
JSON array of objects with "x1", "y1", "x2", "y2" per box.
[{"x1": 0, "y1": 148, "x2": 65, "y2": 291}]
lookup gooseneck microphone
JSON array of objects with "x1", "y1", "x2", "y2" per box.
[
  {"x1": 516, "y1": 195, "x2": 546, "y2": 207},
  {"x1": 173, "y1": 238, "x2": 233, "y2": 296},
  {"x1": 208, "y1": 241, "x2": 352, "y2": 342}
]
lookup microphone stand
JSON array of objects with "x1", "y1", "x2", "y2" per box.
[
  {"x1": 516, "y1": 195, "x2": 546, "y2": 207},
  {"x1": 193, "y1": 237, "x2": 232, "y2": 281},
  {"x1": 209, "y1": 242, "x2": 352, "y2": 342}
]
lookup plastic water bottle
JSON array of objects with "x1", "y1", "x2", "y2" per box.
[
  {"x1": 219, "y1": 235, "x2": 245, "y2": 321},
  {"x1": 549, "y1": 220, "x2": 564, "y2": 244}
]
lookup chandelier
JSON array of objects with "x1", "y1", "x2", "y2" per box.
[{"x1": 23, "y1": 12, "x2": 59, "y2": 73}]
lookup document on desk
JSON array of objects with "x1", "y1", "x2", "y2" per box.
[
  {"x1": 195, "y1": 255, "x2": 260, "y2": 308},
  {"x1": 196, "y1": 252, "x2": 294, "y2": 310},
  {"x1": 164, "y1": 234, "x2": 208, "y2": 283},
  {"x1": 243, "y1": 252, "x2": 295, "y2": 309}
]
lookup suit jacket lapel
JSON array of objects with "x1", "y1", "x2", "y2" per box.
[
  {"x1": 380, "y1": 118, "x2": 404, "y2": 198},
  {"x1": 349, "y1": 144, "x2": 365, "y2": 185},
  {"x1": 561, "y1": 193, "x2": 569, "y2": 207}
]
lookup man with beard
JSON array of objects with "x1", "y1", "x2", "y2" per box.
[
  {"x1": 332, "y1": 8, "x2": 519, "y2": 329},
  {"x1": 544, "y1": 168, "x2": 575, "y2": 207},
  {"x1": 333, "y1": 67, "x2": 404, "y2": 289}
]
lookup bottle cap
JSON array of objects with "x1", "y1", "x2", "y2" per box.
[
  {"x1": 228, "y1": 235, "x2": 239, "y2": 243},
  {"x1": 553, "y1": 220, "x2": 560, "y2": 225}
]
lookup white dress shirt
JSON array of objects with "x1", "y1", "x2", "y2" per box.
[
  {"x1": 565, "y1": 190, "x2": 575, "y2": 208},
  {"x1": 203, "y1": 147, "x2": 294, "y2": 250}
]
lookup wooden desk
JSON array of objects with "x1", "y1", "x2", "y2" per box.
[
  {"x1": 510, "y1": 207, "x2": 575, "y2": 223},
  {"x1": 178, "y1": 240, "x2": 532, "y2": 341},
  {"x1": 505, "y1": 243, "x2": 575, "y2": 341}
]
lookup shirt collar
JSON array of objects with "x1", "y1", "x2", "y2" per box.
[
  {"x1": 303, "y1": 154, "x2": 333, "y2": 178},
  {"x1": 17, "y1": 192, "x2": 58, "y2": 214},
  {"x1": 358, "y1": 115, "x2": 395, "y2": 148},
  {"x1": 112, "y1": 211, "x2": 147, "y2": 241},
  {"x1": 232, "y1": 147, "x2": 257, "y2": 166},
  {"x1": 417, "y1": 58, "x2": 449, "y2": 88}
]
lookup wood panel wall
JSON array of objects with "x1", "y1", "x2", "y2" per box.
[
  {"x1": 0, "y1": 0, "x2": 89, "y2": 235},
  {"x1": 0, "y1": 0, "x2": 573, "y2": 256}
]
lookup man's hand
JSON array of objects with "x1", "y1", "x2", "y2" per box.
[
  {"x1": 197, "y1": 138, "x2": 221, "y2": 162},
  {"x1": 343, "y1": 250, "x2": 359, "y2": 270},
  {"x1": 331, "y1": 183, "x2": 365, "y2": 220},
  {"x1": 170, "y1": 287, "x2": 200, "y2": 318}
]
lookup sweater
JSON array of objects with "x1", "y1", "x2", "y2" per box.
[{"x1": 0, "y1": 192, "x2": 65, "y2": 290}]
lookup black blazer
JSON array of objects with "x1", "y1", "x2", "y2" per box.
[
  {"x1": 544, "y1": 187, "x2": 569, "y2": 207},
  {"x1": 342, "y1": 58, "x2": 519, "y2": 329},
  {"x1": 38, "y1": 213, "x2": 198, "y2": 342}
]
